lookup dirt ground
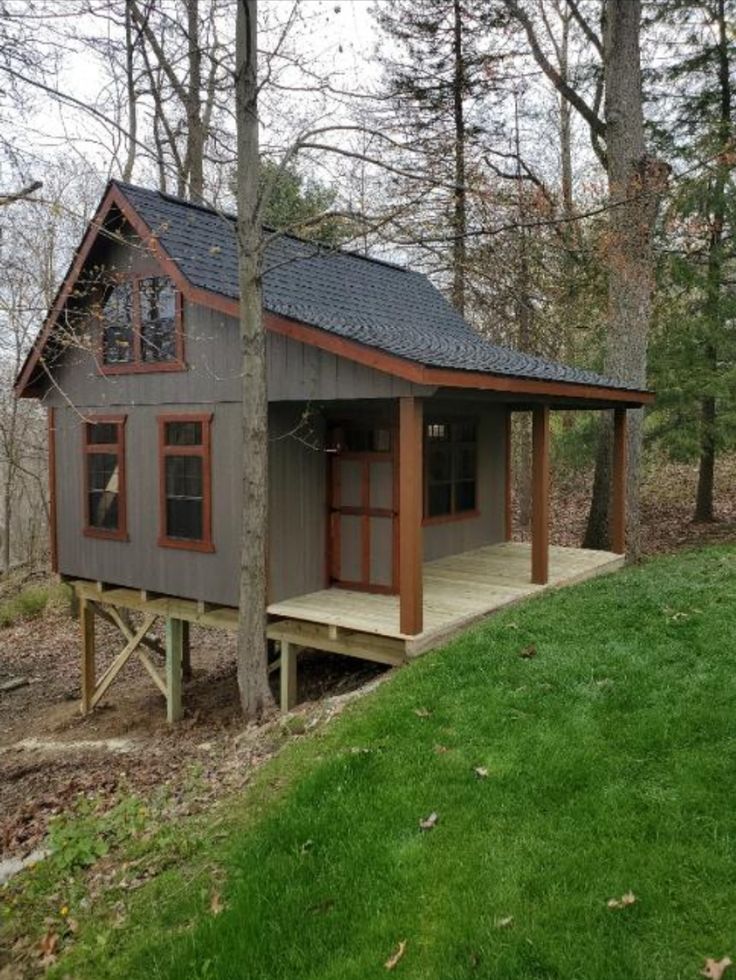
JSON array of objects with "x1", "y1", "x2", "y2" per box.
[{"x1": 1, "y1": 456, "x2": 734, "y2": 863}]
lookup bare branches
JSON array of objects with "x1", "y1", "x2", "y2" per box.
[{"x1": 0, "y1": 181, "x2": 43, "y2": 207}]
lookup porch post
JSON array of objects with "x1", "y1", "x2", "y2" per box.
[
  {"x1": 399, "y1": 396, "x2": 423, "y2": 635},
  {"x1": 611, "y1": 408, "x2": 627, "y2": 554},
  {"x1": 531, "y1": 405, "x2": 550, "y2": 585},
  {"x1": 504, "y1": 409, "x2": 513, "y2": 541}
]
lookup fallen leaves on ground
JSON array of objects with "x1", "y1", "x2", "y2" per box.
[
  {"x1": 419, "y1": 812, "x2": 438, "y2": 831},
  {"x1": 210, "y1": 891, "x2": 224, "y2": 916},
  {"x1": 701, "y1": 957, "x2": 733, "y2": 980},
  {"x1": 495, "y1": 916, "x2": 514, "y2": 929},
  {"x1": 38, "y1": 930, "x2": 58, "y2": 966},
  {"x1": 518, "y1": 644, "x2": 537, "y2": 659},
  {"x1": 434, "y1": 744, "x2": 448, "y2": 754},
  {"x1": 606, "y1": 891, "x2": 637, "y2": 909},
  {"x1": 413, "y1": 707, "x2": 431, "y2": 718},
  {"x1": 473, "y1": 766, "x2": 489, "y2": 779},
  {"x1": 385, "y1": 940, "x2": 406, "y2": 970}
]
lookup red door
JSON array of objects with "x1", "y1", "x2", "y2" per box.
[{"x1": 328, "y1": 422, "x2": 397, "y2": 593}]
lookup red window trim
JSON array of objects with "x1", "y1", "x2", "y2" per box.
[
  {"x1": 422, "y1": 416, "x2": 479, "y2": 526},
  {"x1": 98, "y1": 274, "x2": 186, "y2": 376},
  {"x1": 157, "y1": 412, "x2": 215, "y2": 553},
  {"x1": 82, "y1": 413, "x2": 128, "y2": 542}
]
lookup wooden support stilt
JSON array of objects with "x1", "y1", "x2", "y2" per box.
[
  {"x1": 80, "y1": 598, "x2": 96, "y2": 715},
  {"x1": 399, "y1": 396, "x2": 424, "y2": 635},
  {"x1": 280, "y1": 640, "x2": 298, "y2": 713},
  {"x1": 182, "y1": 620, "x2": 192, "y2": 681},
  {"x1": 611, "y1": 408, "x2": 627, "y2": 555},
  {"x1": 531, "y1": 405, "x2": 550, "y2": 585},
  {"x1": 166, "y1": 618, "x2": 183, "y2": 724}
]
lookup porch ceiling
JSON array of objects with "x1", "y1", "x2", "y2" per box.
[{"x1": 267, "y1": 542, "x2": 623, "y2": 655}]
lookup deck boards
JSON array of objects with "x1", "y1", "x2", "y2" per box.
[{"x1": 267, "y1": 542, "x2": 624, "y2": 654}]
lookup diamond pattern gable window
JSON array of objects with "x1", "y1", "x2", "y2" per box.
[
  {"x1": 158, "y1": 415, "x2": 214, "y2": 552},
  {"x1": 101, "y1": 275, "x2": 183, "y2": 370},
  {"x1": 425, "y1": 419, "x2": 477, "y2": 520},
  {"x1": 83, "y1": 417, "x2": 127, "y2": 540}
]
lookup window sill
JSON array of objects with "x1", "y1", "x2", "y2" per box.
[
  {"x1": 157, "y1": 536, "x2": 215, "y2": 554},
  {"x1": 422, "y1": 509, "x2": 480, "y2": 527},
  {"x1": 100, "y1": 360, "x2": 187, "y2": 376},
  {"x1": 83, "y1": 527, "x2": 130, "y2": 542}
]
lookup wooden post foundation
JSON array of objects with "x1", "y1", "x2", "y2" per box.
[
  {"x1": 166, "y1": 617, "x2": 183, "y2": 724},
  {"x1": 80, "y1": 598, "x2": 96, "y2": 714},
  {"x1": 531, "y1": 405, "x2": 550, "y2": 585},
  {"x1": 280, "y1": 640, "x2": 298, "y2": 713}
]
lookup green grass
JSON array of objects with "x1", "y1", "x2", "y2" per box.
[
  {"x1": 21, "y1": 546, "x2": 736, "y2": 978},
  {"x1": 0, "y1": 579, "x2": 70, "y2": 627}
]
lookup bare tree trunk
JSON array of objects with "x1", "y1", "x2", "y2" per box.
[
  {"x1": 186, "y1": 0, "x2": 205, "y2": 201},
  {"x1": 235, "y1": 0, "x2": 273, "y2": 720},
  {"x1": 513, "y1": 91, "x2": 533, "y2": 530},
  {"x1": 583, "y1": 0, "x2": 667, "y2": 555},
  {"x1": 694, "y1": 0, "x2": 731, "y2": 523},
  {"x1": 122, "y1": 0, "x2": 138, "y2": 182},
  {"x1": 451, "y1": 0, "x2": 466, "y2": 314}
]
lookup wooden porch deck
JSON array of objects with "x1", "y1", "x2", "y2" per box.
[{"x1": 267, "y1": 542, "x2": 624, "y2": 656}]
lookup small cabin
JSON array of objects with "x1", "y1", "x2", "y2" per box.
[{"x1": 15, "y1": 181, "x2": 653, "y2": 718}]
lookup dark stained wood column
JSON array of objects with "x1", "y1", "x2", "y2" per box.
[
  {"x1": 531, "y1": 405, "x2": 550, "y2": 585},
  {"x1": 611, "y1": 408, "x2": 628, "y2": 554},
  {"x1": 504, "y1": 409, "x2": 513, "y2": 541},
  {"x1": 399, "y1": 396, "x2": 423, "y2": 635}
]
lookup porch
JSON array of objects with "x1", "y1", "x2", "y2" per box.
[{"x1": 267, "y1": 540, "x2": 624, "y2": 658}]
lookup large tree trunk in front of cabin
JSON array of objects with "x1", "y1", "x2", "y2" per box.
[
  {"x1": 186, "y1": 0, "x2": 205, "y2": 201},
  {"x1": 451, "y1": 0, "x2": 467, "y2": 315},
  {"x1": 694, "y1": 0, "x2": 731, "y2": 523},
  {"x1": 582, "y1": 0, "x2": 667, "y2": 557},
  {"x1": 235, "y1": 0, "x2": 274, "y2": 720}
]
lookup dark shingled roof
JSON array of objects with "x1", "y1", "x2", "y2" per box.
[{"x1": 115, "y1": 181, "x2": 638, "y2": 392}]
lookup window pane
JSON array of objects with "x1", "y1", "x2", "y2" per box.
[
  {"x1": 428, "y1": 447, "x2": 451, "y2": 482},
  {"x1": 88, "y1": 490, "x2": 119, "y2": 530},
  {"x1": 87, "y1": 453, "x2": 119, "y2": 492},
  {"x1": 456, "y1": 446, "x2": 475, "y2": 480},
  {"x1": 140, "y1": 277, "x2": 176, "y2": 362},
  {"x1": 456, "y1": 481, "x2": 476, "y2": 512},
  {"x1": 87, "y1": 422, "x2": 118, "y2": 445},
  {"x1": 165, "y1": 421, "x2": 202, "y2": 446},
  {"x1": 165, "y1": 455, "x2": 204, "y2": 540},
  {"x1": 102, "y1": 282, "x2": 133, "y2": 364},
  {"x1": 428, "y1": 483, "x2": 452, "y2": 518},
  {"x1": 426, "y1": 423, "x2": 448, "y2": 441}
]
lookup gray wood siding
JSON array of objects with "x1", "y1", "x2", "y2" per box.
[
  {"x1": 55, "y1": 401, "x2": 328, "y2": 606},
  {"x1": 422, "y1": 403, "x2": 506, "y2": 562}
]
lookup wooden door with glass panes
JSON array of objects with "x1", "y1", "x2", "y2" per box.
[{"x1": 327, "y1": 420, "x2": 397, "y2": 593}]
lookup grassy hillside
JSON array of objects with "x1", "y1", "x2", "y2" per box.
[{"x1": 28, "y1": 545, "x2": 736, "y2": 978}]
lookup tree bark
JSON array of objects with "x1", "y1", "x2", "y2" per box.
[
  {"x1": 451, "y1": 0, "x2": 466, "y2": 314},
  {"x1": 186, "y1": 0, "x2": 205, "y2": 201},
  {"x1": 582, "y1": 0, "x2": 667, "y2": 555},
  {"x1": 235, "y1": 0, "x2": 273, "y2": 720},
  {"x1": 694, "y1": 0, "x2": 731, "y2": 523},
  {"x1": 122, "y1": 0, "x2": 137, "y2": 182}
]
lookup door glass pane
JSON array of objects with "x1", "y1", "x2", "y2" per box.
[
  {"x1": 369, "y1": 517, "x2": 393, "y2": 587},
  {"x1": 338, "y1": 459, "x2": 363, "y2": 508},
  {"x1": 370, "y1": 459, "x2": 393, "y2": 510},
  {"x1": 338, "y1": 514, "x2": 362, "y2": 583}
]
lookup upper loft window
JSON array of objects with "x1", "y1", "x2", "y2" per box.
[
  {"x1": 424, "y1": 419, "x2": 478, "y2": 522},
  {"x1": 100, "y1": 275, "x2": 184, "y2": 373}
]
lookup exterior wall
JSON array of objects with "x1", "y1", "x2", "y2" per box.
[
  {"x1": 422, "y1": 401, "x2": 507, "y2": 563},
  {"x1": 53, "y1": 400, "x2": 326, "y2": 606}
]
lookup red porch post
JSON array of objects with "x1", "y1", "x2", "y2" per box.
[
  {"x1": 611, "y1": 407, "x2": 627, "y2": 554},
  {"x1": 504, "y1": 408, "x2": 513, "y2": 541},
  {"x1": 399, "y1": 396, "x2": 423, "y2": 635},
  {"x1": 531, "y1": 405, "x2": 550, "y2": 585}
]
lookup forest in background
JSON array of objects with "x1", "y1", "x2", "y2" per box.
[{"x1": 0, "y1": 0, "x2": 733, "y2": 574}]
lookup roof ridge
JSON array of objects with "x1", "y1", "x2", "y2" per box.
[{"x1": 111, "y1": 179, "x2": 409, "y2": 274}]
